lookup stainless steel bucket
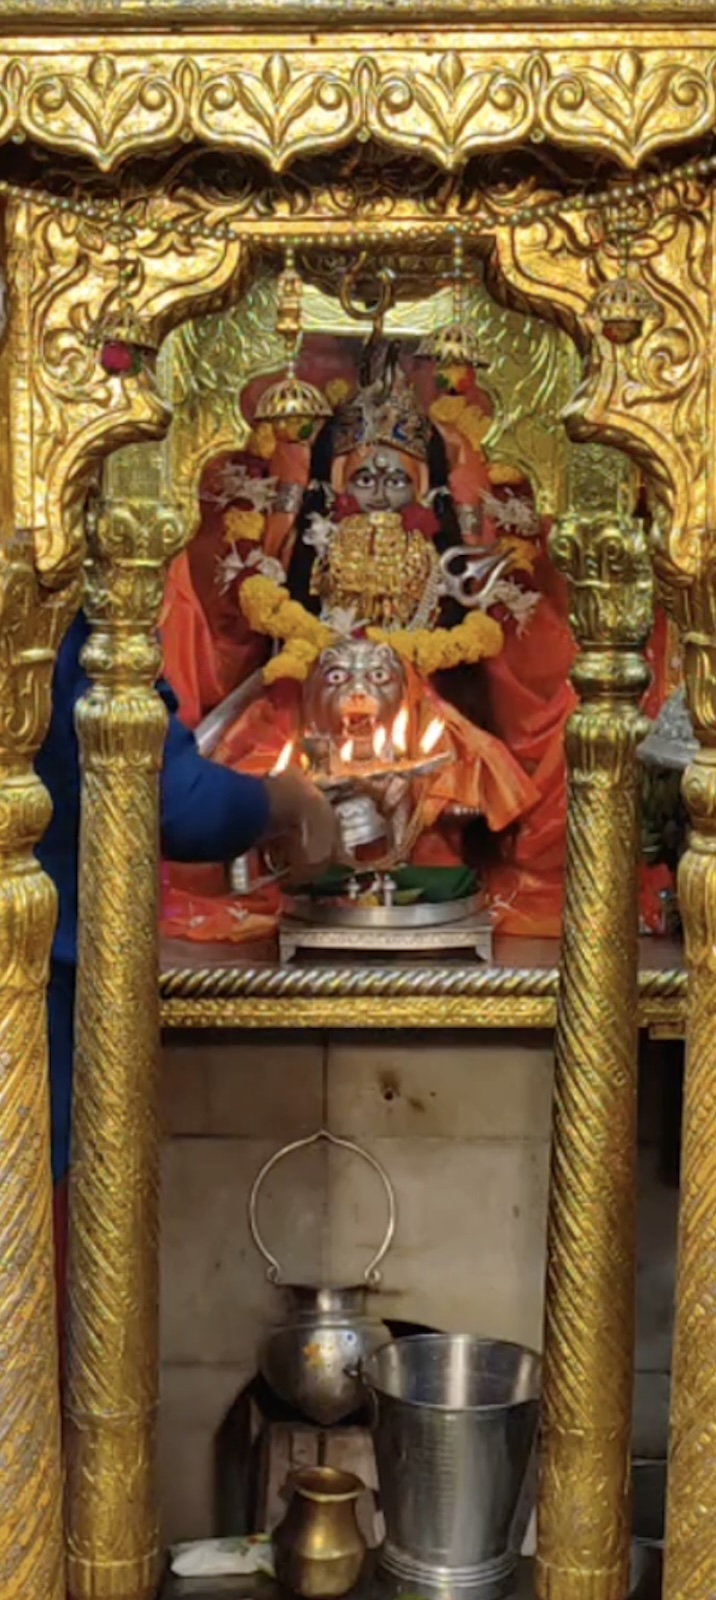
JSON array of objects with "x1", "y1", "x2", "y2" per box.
[{"x1": 363, "y1": 1334, "x2": 541, "y2": 1600}]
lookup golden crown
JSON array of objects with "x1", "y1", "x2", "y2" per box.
[{"x1": 332, "y1": 368, "x2": 432, "y2": 462}]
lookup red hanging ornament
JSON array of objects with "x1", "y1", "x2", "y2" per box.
[{"x1": 100, "y1": 340, "x2": 138, "y2": 376}]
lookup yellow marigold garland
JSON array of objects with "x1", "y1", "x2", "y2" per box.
[
  {"x1": 429, "y1": 393, "x2": 490, "y2": 451},
  {"x1": 367, "y1": 609, "x2": 504, "y2": 675},
  {"x1": 369, "y1": 604, "x2": 505, "y2": 668},
  {"x1": 325, "y1": 377, "x2": 353, "y2": 408},
  {"x1": 248, "y1": 422, "x2": 277, "y2": 460},
  {"x1": 264, "y1": 639, "x2": 322, "y2": 683},
  {"x1": 497, "y1": 535, "x2": 537, "y2": 574},
  {"x1": 223, "y1": 507, "x2": 265, "y2": 544},
  {"x1": 488, "y1": 460, "x2": 528, "y2": 488},
  {"x1": 239, "y1": 576, "x2": 333, "y2": 683},
  {"x1": 240, "y1": 577, "x2": 504, "y2": 684}
]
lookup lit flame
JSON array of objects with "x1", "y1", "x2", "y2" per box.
[
  {"x1": 270, "y1": 740, "x2": 294, "y2": 776},
  {"x1": 339, "y1": 738, "x2": 355, "y2": 764},
  {"x1": 392, "y1": 706, "x2": 409, "y2": 756},
  {"x1": 420, "y1": 717, "x2": 444, "y2": 756},
  {"x1": 373, "y1": 726, "x2": 387, "y2": 759}
]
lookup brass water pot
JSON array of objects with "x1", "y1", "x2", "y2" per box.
[{"x1": 273, "y1": 1466, "x2": 367, "y2": 1598}]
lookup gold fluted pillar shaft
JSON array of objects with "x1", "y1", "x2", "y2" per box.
[
  {"x1": 536, "y1": 515, "x2": 653, "y2": 1600},
  {"x1": 0, "y1": 541, "x2": 75, "y2": 1600},
  {"x1": 65, "y1": 498, "x2": 185, "y2": 1600},
  {"x1": 662, "y1": 562, "x2": 716, "y2": 1600}
]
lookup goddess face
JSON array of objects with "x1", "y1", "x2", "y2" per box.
[
  {"x1": 346, "y1": 448, "x2": 416, "y2": 513},
  {"x1": 303, "y1": 638, "x2": 405, "y2": 748}
]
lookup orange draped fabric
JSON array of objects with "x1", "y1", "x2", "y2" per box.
[
  {"x1": 160, "y1": 550, "x2": 226, "y2": 727},
  {"x1": 157, "y1": 345, "x2": 679, "y2": 945},
  {"x1": 483, "y1": 549, "x2": 576, "y2": 934}
]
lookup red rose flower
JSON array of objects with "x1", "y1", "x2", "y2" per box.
[
  {"x1": 100, "y1": 340, "x2": 136, "y2": 375},
  {"x1": 402, "y1": 503, "x2": 439, "y2": 538},
  {"x1": 333, "y1": 493, "x2": 360, "y2": 520}
]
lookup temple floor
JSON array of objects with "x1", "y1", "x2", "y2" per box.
[{"x1": 159, "y1": 1550, "x2": 662, "y2": 1598}]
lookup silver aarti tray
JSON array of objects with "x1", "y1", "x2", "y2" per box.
[{"x1": 283, "y1": 892, "x2": 483, "y2": 929}]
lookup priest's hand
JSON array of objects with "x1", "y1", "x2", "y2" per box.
[
  {"x1": 352, "y1": 773, "x2": 412, "y2": 815},
  {"x1": 264, "y1": 769, "x2": 340, "y2": 883}
]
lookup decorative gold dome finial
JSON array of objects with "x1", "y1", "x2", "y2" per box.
[
  {"x1": 254, "y1": 249, "x2": 332, "y2": 432},
  {"x1": 417, "y1": 235, "x2": 488, "y2": 372}
]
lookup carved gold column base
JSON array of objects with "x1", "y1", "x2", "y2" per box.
[
  {"x1": 536, "y1": 516, "x2": 652, "y2": 1600},
  {"x1": 0, "y1": 547, "x2": 75, "y2": 1600}
]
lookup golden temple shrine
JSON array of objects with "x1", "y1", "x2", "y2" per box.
[{"x1": 0, "y1": 0, "x2": 713, "y2": 1596}]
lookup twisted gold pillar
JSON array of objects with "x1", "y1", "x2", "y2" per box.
[
  {"x1": 0, "y1": 543, "x2": 76, "y2": 1600},
  {"x1": 65, "y1": 499, "x2": 184, "y2": 1600},
  {"x1": 662, "y1": 564, "x2": 716, "y2": 1600},
  {"x1": 536, "y1": 516, "x2": 652, "y2": 1600}
]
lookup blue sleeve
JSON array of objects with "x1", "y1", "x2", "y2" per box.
[{"x1": 159, "y1": 683, "x2": 271, "y2": 863}]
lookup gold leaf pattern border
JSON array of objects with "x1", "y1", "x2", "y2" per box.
[{"x1": 3, "y1": 40, "x2": 716, "y2": 170}]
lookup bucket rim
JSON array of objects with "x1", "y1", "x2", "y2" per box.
[{"x1": 362, "y1": 1331, "x2": 542, "y2": 1413}]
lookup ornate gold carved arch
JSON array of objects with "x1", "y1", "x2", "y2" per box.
[
  {"x1": 0, "y1": 45, "x2": 713, "y2": 1600},
  {"x1": 0, "y1": 38, "x2": 716, "y2": 170}
]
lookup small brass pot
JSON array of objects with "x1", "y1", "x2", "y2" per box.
[{"x1": 273, "y1": 1466, "x2": 367, "y2": 1598}]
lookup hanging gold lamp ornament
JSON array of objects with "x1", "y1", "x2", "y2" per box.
[
  {"x1": 590, "y1": 203, "x2": 659, "y2": 346},
  {"x1": 590, "y1": 275, "x2": 659, "y2": 346},
  {"x1": 87, "y1": 211, "x2": 158, "y2": 376},
  {"x1": 254, "y1": 248, "x2": 332, "y2": 437},
  {"x1": 417, "y1": 234, "x2": 488, "y2": 386}
]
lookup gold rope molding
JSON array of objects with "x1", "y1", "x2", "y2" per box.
[{"x1": 158, "y1": 962, "x2": 686, "y2": 1030}]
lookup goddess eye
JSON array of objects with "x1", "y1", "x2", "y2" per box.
[
  {"x1": 369, "y1": 667, "x2": 392, "y2": 685},
  {"x1": 325, "y1": 668, "x2": 350, "y2": 686}
]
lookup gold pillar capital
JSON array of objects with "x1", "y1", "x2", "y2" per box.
[
  {"x1": 549, "y1": 513, "x2": 654, "y2": 651},
  {"x1": 80, "y1": 495, "x2": 186, "y2": 692}
]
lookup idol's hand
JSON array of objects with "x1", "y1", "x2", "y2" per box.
[{"x1": 264, "y1": 769, "x2": 341, "y2": 883}]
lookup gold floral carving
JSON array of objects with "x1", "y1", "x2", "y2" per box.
[
  {"x1": 0, "y1": 42, "x2": 715, "y2": 169},
  {"x1": 65, "y1": 500, "x2": 185, "y2": 1600},
  {"x1": 536, "y1": 515, "x2": 652, "y2": 1600},
  {"x1": 6, "y1": 193, "x2": 247, "y2": 584},
  {"x1": 489, "y1": 177, "x2": 711, "y2": 578},
  {"x1": 0, "y1": 542, "x2": 79, "y2": 1600}
]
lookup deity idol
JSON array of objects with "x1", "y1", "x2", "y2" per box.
[{"x1": 209, "y1": 349, "x2": 541, "y2": 879}]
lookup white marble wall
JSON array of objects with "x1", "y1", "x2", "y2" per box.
[
  {"x1": 158, "y1": 1028, "x2": 554, "y2": 1544},
  {"x1": 158, "y1": 1030, "x2": 678, "y2": 1544}
]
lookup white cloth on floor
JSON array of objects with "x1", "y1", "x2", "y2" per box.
[{"x1": 170, "y1": 1535, "x2": 275, "y2": 1577}]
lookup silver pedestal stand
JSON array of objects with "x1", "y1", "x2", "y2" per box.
[{"x1": 278, "y1": 893, "x2": 493, "y2": 963}]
